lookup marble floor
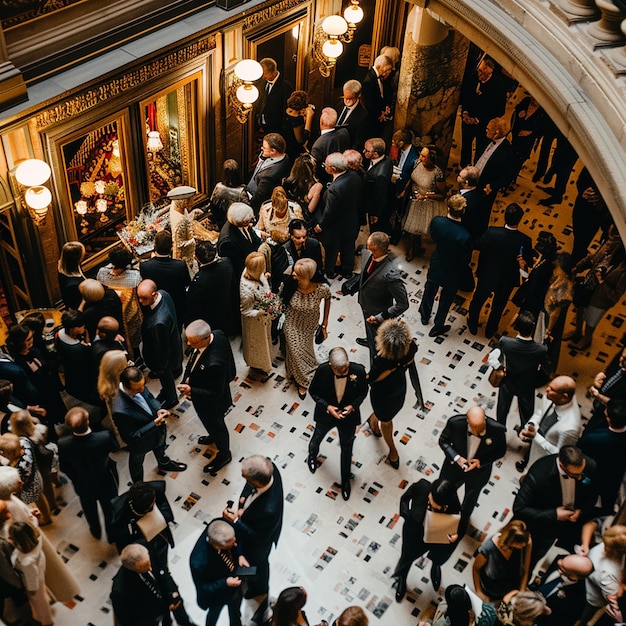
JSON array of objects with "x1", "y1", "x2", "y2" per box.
[{"x1": 13, "y1": 112, "x2": 626, "y2": 626}]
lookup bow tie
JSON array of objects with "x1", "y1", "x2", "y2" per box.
[
  {"x1": 335, "y1": 375, "x2": 348, "y2": 379},
  {"x1": 468, "y1": 431, "x2": 485, "y2": 439},
  {"x1": 377, "y1": 75, "x2": 384, "y2": 81},
  {"x1": 561, "y1": 474, "x2": 570, "y2": 480}
]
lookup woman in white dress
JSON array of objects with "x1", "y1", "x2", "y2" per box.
[
  {"x1": 240, "y1": 252, "x2": 274, "y2": 374},
  {"x1": 9, "y1": 521, "x2": 52, "y2": 626}
]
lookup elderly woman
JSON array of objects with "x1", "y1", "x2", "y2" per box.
[
  {"x1": 496, "y1": 590, "x2": 550, "y2": 626},
  {"x1": 282, "y1": 90, "x2": 315, "y2": 163},
  {"x1": 257, "y1": 186, "x2": 304, "y2": 239},
  {"x1": 240, "y1": 252, "x2": 274, "y2": 374},
  {"x1": 57, "y1": 241, "x2": 86, "y2": 310},
  {"x1": 283, "y1": 258, "x2": 331, "y2": 399},
  {"x1": 218, "y1": 202, "x2": 263, "y2": 280},
  {"x1": 209, "y1": 159, "x2": 248, "y2": 228}
]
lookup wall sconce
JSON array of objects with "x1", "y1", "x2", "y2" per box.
[
  {"x1": 14, "y1": 159, "x2": 52, "y2": 226},
  {"x1": 343, "y1": 0, "x2": 364, "y2": 42},
  {"x1": 228, "y1": 59, "x2": 263, "y2": 124},
  {"x1": 147, "y1": 131, "x2": 163, "y2": 153},
  {"x1": 314, "y1": 16, "x2": 349, "y2": 77}
]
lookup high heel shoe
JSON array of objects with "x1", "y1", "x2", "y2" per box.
[
  {"x1": 297, "y1": 387, "x2": 307, "y2": 400},
  {"x1": 367, "y1": 415, "x2": 382, "y2": 438},
  {"x1": 387, "y1": 455, "x2": 400, "y2": 470}
]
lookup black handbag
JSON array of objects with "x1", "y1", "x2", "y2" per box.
[
  {"x1": 314, "y1": 325, "x2": 325, "y2": 344},
  {"x1": 342, "y1": 273, "x2": 360, "y2": 296}
]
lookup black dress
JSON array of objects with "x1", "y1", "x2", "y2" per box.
[
  {"x1": 282, "y1": 113, "x2": 309, "y2": 163},
  {"x1": 369, "y1": 341, "x2": 418, "y2": 422},
  {"x1": 57, "y1": 273, "x2": 83, "y2": 310}
]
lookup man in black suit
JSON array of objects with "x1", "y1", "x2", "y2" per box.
[
  {"x1": 513, "y1": 446, "x2": 600, "y2": 567},
  {"x1": 389, "y1": 129, "x2": 418, "y2": 243},
  {"x1": 255, "y1": 58, "x2": 293, "y2": 136},
  {"x1": 246, "y1": 133, "x2": 291, "y2": 213},
  {"x1": 586, "y1": 345, "x2": 626, "y2": 430},
  {"x1": 223, "y1": 455, "x2": 283, "y2": 624},
  {"x1": 111, "y1": 366, "x2": 186, "y2": 482},
  {"x1": 190, "y1": 519, "x2": 243, "y2": 626},
  {"x1": 311, "y1": 107, "x2": 350, "y2": 184},
  {"x1": 474, "y1": 117, "x2": 517, "y2": 209},
  {"x1": 577, "y1": 398, "x2": 626, "y2": 513},
  {"x1": 313, "y1": 152, "x2": 361, "y2": 278},
  {"x1": 356, "y1": 231, "x2": 409, "y2": 359},
  {"x1": 79, "y1": 278, "x2": 124, "y2": 343},
  {"x1": 218, "y1": 202, "x2": 263, "y2": 281},
  {"x1": 137, "y1": 279, "x2": 183, "y2": 409},
  {"x1": 458, "y1": 165, "x2": 490, "y2": 242},
  {"x1": 467, "y1": 202, "x2": 532, "y2": 338},
  {"x1": 91, "y1": 316, "x2": 127, "y2": 370},
  {"x1": 283, "y1": 219, "x2": 324, "y2": 275},
  {"x1": 362, "y1": 137, "x2": 393, "y2": 233},
  {"x1": 438, "y1": 406, "x2": 506, "y2": 532},
  {"x1": 362, "y1": 55, "x2": 393, "y2": 137},
  {"x1": 419, "y1": 194, "x2": 472, "y2": 337},
  {"x1": 185, "y1": 241, "x2": 238, "y2": 336},
  {"x1": 534, "y1": 553, "x2": 593, "y2": 626},
  {"x1": 178, "y1": 319, "x2": 236, "y2": 474},
  {"x1": 307, "y1": 347, "x2": 368, "y2": 501},
  {"x1": 460, "y1": 57, "x2": 509, "y2": 167},
  {"x1": 58, "y1": 406, "x2": 118, "y2": 540},
  {"x1": 140, "y1": 230, "x2": 191, "y2": 331},
  {"x1": 493, "y1": 311, "x2": 550, "y2": 428},
  {"x1": 335, "y1": 79, "x2": 369, "y2": 151}
]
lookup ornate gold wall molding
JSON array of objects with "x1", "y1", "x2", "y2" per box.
[
  {"x1": 242, "y1": 0, "x2": 307, "y2": 30},
  {"x1": 34, "y1": 36, "x2": 216, "y2": 129}
]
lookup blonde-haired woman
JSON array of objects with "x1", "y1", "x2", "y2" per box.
[
  {"x1": 367, "y1": 319, "x2": 420, "y2": 468},
  {"x1": 473, "y1": 519, "x2": 532, "y2": 602},
  {"x1": 283, "y1": 258, "x2": 331, "y2": 399},
  {"x1": 97, "y1": 349, "x2": 131, "y2": 446},
  {"x1": 9, "y1": 521, "x2": 52, "y2": 626},
  {"x1": 257, "y1": 186, "x2": 303, "y2": 239},
  {"x1": 240, "y1": 252, "x2": 274, "y2": 374},
  {"x1": 57, "y1": 241, "x2": 86, "y2": 309}
]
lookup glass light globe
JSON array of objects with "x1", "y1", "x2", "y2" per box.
[
  {"x1": 344, "y1": 4, "x2": 364, "y2": 24},
  {"x1": 236, "y1": 84, "x2": 259, "y2": 104},
  {"x1": 235, "y1": 59, "x2": 263, "y2": 82},
  {"x1": 24, "y1": 186, "x2": 52, "y2": 210},
  {"x1": 322, "y1": 39, "x2": 344, "y2": 59},
  {"x1": 15, "y1": 159, "x2": 51, "y2": 187},
  {"x1": 94, "y1": 180, "x2": 106, "y2": 194},
  {"x1": 96, "y1": 198, "x2": 108, "y2": 213},
  {"x1": 74, "y1": 200, "x2": 88, "y2": 215},
  {"x1": 322, "y1": 15, "x2": 348, "y2": 36}
]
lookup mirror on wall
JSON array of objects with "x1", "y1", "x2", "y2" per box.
[{"x1": 142, "y1": 75, "x2": 200, "y2": 204}]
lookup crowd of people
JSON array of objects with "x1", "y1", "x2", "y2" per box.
[{"x1": 0, "y1": 49, "x2": 625, "y2": 626}]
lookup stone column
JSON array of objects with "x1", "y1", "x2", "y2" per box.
[
  {"x1": 587, "y1": 0, "x2": 626, "y2": 46},
  {"x1": 394, "y1": 5, "x2": 469, "y2": 165},
  {"x1": 0, "y1": 23, "x2": 26, "y2": 112}
]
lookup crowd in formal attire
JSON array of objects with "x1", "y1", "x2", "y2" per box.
[{"x1": 1, "y1": 49, "x2": 626, "y2": 626}]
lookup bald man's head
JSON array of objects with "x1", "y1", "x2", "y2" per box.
[
  {"x1": 558, "y1": 553, "x2": 594, "y2": 581},
  {"x1": 467, "y1": 406, "x2": 487, "y2": 436},
  {"x1": 137, "y1": 280, "x2": 158, "y2": 307},
  {"x1": 546, "y1": 376, "x2": 576, "y2": 405},
  {"x1": 65, "y1": 406, "x2": 90, "y2": 434},
  {"x1": 97, "y1": 316, "x2": 120, "y2": 338}
]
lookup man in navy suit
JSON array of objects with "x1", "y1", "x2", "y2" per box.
[
  {"x1": 307, "y1": 347, "x2": 368, "y2": 501},
  {"x1": 137, "y1": 279, "x2": 183, "y2": 409},
  {"x1": 458, "y1": 165, "x2": 490, "y2": 242},
  {"x1": 310, "y1": 107, "x2": 350, "y2": 184},
  {"x1": 58, "y1": 406, "x2": 119, "y2": 540},
  {"x1": 467, "y1": 202, "x2": 532, "y2": 338},
  {"x1": 246, "y1": 133, "x2": 291, "y2": 213},
  {"x1": 419, "y1": 194, "x2": 472, "y2": 337},
  {"x1": 190, "y1": 519, "x2": 243, "y2": 626},
  {"x1": 111, "y1": 366, "x2": 187, "y2": 482},
  {"x1": 255, "y1": 58, "x2": 293, "y2": 136},
  {"x1": 362, "y1": 137, "x2": 393, "y2": 233},
  {"x1": 178, "y1": 319, "x2": 236, "y2": 474},
  {"x1": 313, "y1": 152, "x2": 361, "y2": 278},
  {"x1": 335, "y1": 79, "x2": 369, "y2": 151},
  {"x1": 389, "y1": 129, "x2": 418, "y2": 243},
  {"x1": 140, "y1": 230, "x2": 190, "y2": 331},
  {"x1": 513, "y1": 446, "x2": 599, "y2": 567},
  {"x1": 438, "y1": 406, "x2": 506, "y2": 533},
  {"x1": 223, "y1": 455, "x2": 283, "y2": 623}
]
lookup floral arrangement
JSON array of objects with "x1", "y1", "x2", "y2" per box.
[
  {"x1": 255, "y1": 291, "x2": 283, "y2": 319},
  {"x1": 118, "y1": 205, "x2": 169, "y2": 255}
]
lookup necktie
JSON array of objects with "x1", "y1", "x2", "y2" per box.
[
  {"x1": 265, "y1": 81, "x2": 272, "y2": 95},
  {"x1": 140, "y1": 572, "x2": 162, "y2": 598},
  {"x1": 603, "y1": 369, "x2": 624, "y2": 392},
  {"x1": 242, "y1": 227, "x2": 252, "y2": 243},
  {"x1": 133, "y1": 392, "x2": 152, "y2": 415},
  {"x1": 337, "y1": 106, "x2": 349, "y2": 125},
  {"x1": 366, "y1": 257, "x2": 377, "y2": 277},
  {"x1": 542, "y1": 571, "x2": 563, "y2": 598},
  {"x1": 539, "y1": 404, "x2": 558, "y2": 436},
  {"x1": 184, "y1": 349, "x2": 200, "y2": 381},
  {"x1": 218, "y1": 548, "x2": 236, "y2": 573}
]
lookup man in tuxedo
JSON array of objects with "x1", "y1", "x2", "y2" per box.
[
  {"x1": 283, "y1": 219, "x2": 323, "y2": 275},
  {"x1": 190, "y1": 519, "x2": 243, "y2": 626},
  {"x1": 111, "y1": 366, "x2": 187, "y2": 482},
  {"x1": 178, "y1": 319, "x2": 236, "y2": 474},
  {"x1": 578, "y1": 398, "x2": 626, "y2": 513},
  {"x1": 140, "y1": 230, "x2": 190, "y2": 331},
  {"x1": 362, "y1": 55, "x2": 393, "y2": 137},
  {"x1": 218, "y1": 203, "x2": 263, "y2": 281},
  {"x1": 458, "y1": 165, "x2": 490, "y2": 242},
  {"x1": 356, "y1": 231, "x2": 409, "y2": 358},
  {"x1": 438, "y1": 406, "x2": 506, "y2": 531},
  {"x1": 460, "y1": 57, "x2": 509, "y2": 167},
  {"x1": 91, "y1": 316, "x2": 127, "y2": 369},
  {"x1": 467, "y1": 202, "x2": 533, "y2": 338},
  {"x1": 493, "y1": 311, "x2": 550, "y2": 428},
  {"x1": 246, "y1": 133, "x2": 291, "y2": 213},
  {"x1": 310, "y1": 107, "x2": 350, "y2": 184},
  {"x1": 313, "y1": 152, "x2": 361, "y2": 278},
  {"x1": 222, "y1": 455, "x2": 283, "y2": 624},
  {"x1": 517, "y1": 375, "x2": 581, "y2": 473},
  {"x1": 185, "y1": 241, "x2": 238, "y2": 336},
  {"x1": 307, "y1": 347, "x2": 368, "y2": 501},
  {"x1": 58, "y1": 406, "x2": 119, "y2": 540},
  {"x1": 335, "y1": 80, "x2": 369, "y2": 151},
  {"x1": 534, "y1": 553, "x2": 593, "y2": 625},
  {"x1": 137, "y1": 279, "x2": 183, "y2": 409},
  {"x1": 419, "y1": 194, "x2": 472, "y2": 337},
  {"x1": 586, "y1": 345, "x2": 626, "y2": 430},
  {"x1": 513, "y1": 446, "x2": 599, "y2": 567},
  {"x1": 362, "y1": 137, "x2": 393, "y2": 232},
  {"x1": 255, "y1": 58, "x2": 293, "y2": 136}
]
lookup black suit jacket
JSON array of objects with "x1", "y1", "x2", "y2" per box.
[
  {"x1": 111, "y1": 386, "x2": 165, "y2": 454},
  {"x1": 335, "y1": 101, "x2": 369, "y2": 151},
  {"x1": 58, "y1": 430, "x2": 119, "y2": 498},
  {"x1": 183, "y1": 330, "x2": 235, "y2": 419},
  {"x1": 317, "y1": 169, "x2": 361, "y2": 237},
  {"x1": 190, "y1": 525, "x2": 241, "y2": 610},
  {"x1": 498, "y1": 336, "x2": 550, "y2": 393},
  {"x1": 141, "y1": 290, "x2": 182, "y2": 375},
  {"x1": 246, "y1": 156, "x2": 291, "y2": 213},
  {"x1": 218, "y1": 222, "x2": 263, "y2": 280},
  {"x1": 461, "y1": 72, "x2": 508, "y2": 125},
  {"x1": 111, "y1": 566, "x2": 167, "y2": 626},
  {"x1": 474, "y1": 226, "x2": 532, "y2": 289},
  {"x1": 477, "y1": 139, "x2": 516, "y2": 194},
  {"x1": 460, "y1": 187, "x2": 491, "y2": 241},
  {"x1": 394, "y1": 145, "x2": 419, "y2": 197},
  {"x1": 363, "y1": 156, "x2": 393, "y2": 220},
  {"x1": 283, "y1": 238, "x2": 324, "y2": 274},
  {"x1": 140, "y1": 256, "x2": 190, "y2": 327},
  {"x1": 399, "y1": 478, "x2": 461, "y2": 531},
  {"x1": 255, "y1": 74, "x2": 293, "y2": 135},
  {"x1": 358, "y1": 253, "x2": 409, "y2": 321},
  {"x1": 309, "y1": 361, "x2": 368, "y2": 428},
  {"x1": 311, "y1": 128, "x2": 351, "y2": 181},
  {"x1": 362, "y1": 67, "x2": 390, "y2": 134},
  {"x1": 513, "y1": 453, "x2": 599, "y2": 539},
  {"x1": 428, "y1": 216, "x2": 472, "y2": 286},
  {"x1": 83, "y1": 287, "x2": 123, "y2": 342}
]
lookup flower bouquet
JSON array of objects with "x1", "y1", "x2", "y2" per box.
[
  {"x1": 255, "y1": 291, "x2": 283, "y2": 319},
  {"x1": 118, "y1": 205, "x2": 169, "y2": 256}
]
